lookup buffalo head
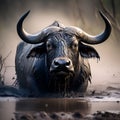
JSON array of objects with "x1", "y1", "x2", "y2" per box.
[{"x1": 16, "y1": 11, "x2": 111, "y2": 92}]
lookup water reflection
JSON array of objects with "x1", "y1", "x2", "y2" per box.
[
  {"x1": 0, "y1": 98, "x2": 90, "y2": 120},
  {"x1": 16, "y1": 98, "x2": 90, "y2": 114},
  {"x1": 0, "y1": 98, "x2": 120, "y2": 120}
]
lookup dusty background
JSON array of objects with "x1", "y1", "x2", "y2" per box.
[{"x1": 0, "y1": 0, "x2": 120, "y2": 89}]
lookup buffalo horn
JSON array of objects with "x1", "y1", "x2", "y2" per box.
[
  {"x1": 17, "y1": 10, "x2": 61, "y2": 44},
  {"x1": 65, "y1": 11, "x2": 111, "y2": 44}
]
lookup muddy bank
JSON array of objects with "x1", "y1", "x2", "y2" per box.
[
  {"x1": 86, "y1": 84, "x2": 120, "y2": 102},
  {"x1": 0, "y1": 84, "x2": 120, "y2": 120},
  {"x1": 14, "y1": 111, "x2": 120, "y2": 120}
]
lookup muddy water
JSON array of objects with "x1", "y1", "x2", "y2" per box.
[{"x1": 0, "y1": 98, "x2": 120, "y2": 120}]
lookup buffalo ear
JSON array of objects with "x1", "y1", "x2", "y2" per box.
[
  {"x1": 79, "y1": 42, "x2": 100, "y2": 59},
  {"x1": 27, "y1": 43, "x2": 46, "y2": 58}
]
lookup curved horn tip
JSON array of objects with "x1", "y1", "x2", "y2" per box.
[
  {"x1": 99, "y1": 10, "x2": 112, "y2": 30},
  {"x1": 99, "y1": 10, "x2": 104, "y2": 15},
  {"x1": 26, "y1": 10, "x2": 31, "y2": 14},
  {"x1": 17, "y1": 10, "x2": 31, "y2": 28},
  {"x1": 98, "y1": 10, "x2": 110, "y2": 23},
  {"x1": 23, "y1": 10, "x2": 31, "y2": 18},
  {"x1": 99, "y1": 10, "x2": 106, "y2": 19}
]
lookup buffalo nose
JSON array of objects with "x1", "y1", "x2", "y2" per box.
[
  {"x1": 50, "y1": 57, "x2": 74, "y2": 72},
  {"x1": 54, "y1": 59, "x2": 71, "y2": 67}
]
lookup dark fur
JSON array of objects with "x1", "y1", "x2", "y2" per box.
[{"x1": 15, "y1": 22, "x2": 100, "y2": 97}]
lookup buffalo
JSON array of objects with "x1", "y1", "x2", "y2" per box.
[{"x1": 15, "y1": 11, "x2": 111, "y2": 97}]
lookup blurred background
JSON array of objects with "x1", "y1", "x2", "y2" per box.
[{"x1": 0, "y1": 0, "x2": 120, "y2": 89}]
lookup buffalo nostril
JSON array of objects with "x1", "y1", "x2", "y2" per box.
[
  {"x1": 54, "y1": 60, "x2": 59, "y2": 66},
  {"x1": 66, "y1": 61, "x2": 70, "y2": 66}
]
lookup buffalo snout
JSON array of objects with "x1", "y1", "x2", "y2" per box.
[{"x1": 50, "y1": 57, "x2": 74, "y2": 74}]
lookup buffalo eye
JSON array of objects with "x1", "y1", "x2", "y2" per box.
[
  {"x1": 46, "y1": 42, "x2": 53, "y2": 51},
  {"x1": 71, "y1": 41, "x2": 78, "y2": 51}
]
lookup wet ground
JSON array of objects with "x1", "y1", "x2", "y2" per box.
[
  {"x1": 0, "y1": 85, "x2": 120, "y2": 120},
  {"x1": 0, "y1": 98, "x2": 120, "y2": 120}
]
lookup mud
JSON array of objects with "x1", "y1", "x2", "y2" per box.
[
  {"x1": 14, "y1": 111, "x2": 120, "y2": 120},
  {"x1": 0, "y1": 85, "x2": 120, "y2": 120}
]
